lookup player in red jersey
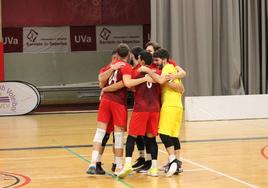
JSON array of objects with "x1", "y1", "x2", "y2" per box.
[
  {"x1": 87, "y1": 44, "x2": 150, "y2": 176},
  {"x1": 93, "y1": 50, "x2": 119, "y2": 175},
  {"x1": 87, "y1": 43, "x2": 133, "y2": 175},
  {"x1": 118, "y1": 50, "x2": 161, "y2": 178}
]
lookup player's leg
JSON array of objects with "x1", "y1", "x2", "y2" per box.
[
  {"x1": 145, "y1": 112, "x2": 159, "y2": 177},
  {"x1": 159, "y1": 134, "x2": 178, "y2": 177},
  {"x1": 158, "y1": 107, "x2": 181, "y2": 177},
  {"x1": 111, "y1": 101, "x2": 128, "y2": 175},
  {"x1": 118, "y1": 112, "x2": 148, "y2": 178},
  {"x1": 117, "y1": 134, "x2": 137, "y2": 178},
  {"x1": 87, "y1": 121, "x2": 108, "y2": 175},
  {"x1": 111, "y1": 132, "x2": 116, "y2": 172},
  {"x1": 132, "y1": 136, "x2": 146, "y2": 169},
  {"x1": 146, "y1": 134, "x2": 158, "y2": 176},
  {"x1": 171, "y1": 137, "x2": 183, "y2": 174},
  {"x1": 87, "y1": 99, "x2": 110, "y2": 175}
]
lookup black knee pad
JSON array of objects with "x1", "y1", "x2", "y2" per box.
[
  {"x1": 144, "y1": 136, "x2": 151, "y2": 154},
  {"x1": 160, "y1": 134, "x2": 173, "y2": 148},
  {"x1": 126, "y1": 135, "x2": 137, "y2": 157},
  {"x1": 147, "y1": 137, "x2": 158, "y2": 160},
  {"x1": 171, "y1": 137, "x2": 181, "y2": 150},
  {"x1": 101, "y1": 133, "x2": 110, "y2": 147},
  {"x1": 136, "y1": 136, "x2": 145, "y2": 150}
]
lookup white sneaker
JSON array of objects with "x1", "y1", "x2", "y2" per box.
[{"x1": 166, "y1": 161, "x2": 177, "y2": 177}]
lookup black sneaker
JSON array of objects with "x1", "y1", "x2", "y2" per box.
[
  {"x1": 174, "y1": 159, "x2": 183, "y2": 175},
  {"x1": 111, "y1": 163, "x2": 116, "y2": 172},
  {"x1": 135, "y1": 160, "x2": 152, "y2": 173},
  {"x1": 96, "y1": 162, "x2": 106, "y2": 175},
  {"x1": 132, "y1": 157, "x2": 145, "y2": 169}
]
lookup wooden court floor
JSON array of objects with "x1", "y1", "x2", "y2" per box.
[{"x1": 0, "y1": 112, "x2": 268, "y2": 188}]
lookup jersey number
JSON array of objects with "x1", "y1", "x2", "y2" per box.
[{"x1": 108, "y1": 70, "x2": 118, "y2": 85}]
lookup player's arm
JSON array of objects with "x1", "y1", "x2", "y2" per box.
[
  {"x1": 102, "y1": 81, "x2": 124, "y2": 92},
  {"x1": 165, "y1": 65, "x2": 186, "y2": 81},
  {"x1": 98, "y1": 62, "x2": 125, "y2": 88},
  {"x1": 166, "y1": 81, "x2": 185, "y2": 93},
  {"x1": 122, "y1": 74, "x2": 149, "y2": 88},
  {"x1": 138, "y1": 66, "x2": 167, "y2": 84}
]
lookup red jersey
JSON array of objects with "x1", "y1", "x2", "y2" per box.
[
  {"x1": 168, "y1": 59, "x2": 177, "y2": 67},
  {"x1": 131, "y1": 65, "x2": 161, "y2": 112},
  {"x1": 99, "y1": 60, "x2": 132, "y2": 105}
]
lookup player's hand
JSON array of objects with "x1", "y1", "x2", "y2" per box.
[
  {"x1": 165, "y1": 73, "x2": 177, "y2": 81},
  {"x1": 111, "y1": 62, "x2": 125, "y2": 70},
  {"x1": 138, "y1": 66, "x2": 150, "y2": 73},
  {"x1": 145, "y1": 74, "x2": 154, "y2": 82},
  {"x1": 99, "y1": 89, "x2": 104, "y2": 101}
]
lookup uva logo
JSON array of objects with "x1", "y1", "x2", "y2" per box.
[
  {"x1": 3, "y1": 37, "x2": 19, "y2": 45},
  {"x1": 74, "y1": 35, "x2": 92, "y2": 43}
]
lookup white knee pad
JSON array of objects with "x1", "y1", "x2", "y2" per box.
[
  {"x1": 93, "y1": 128, "x2": 106, "y2": 143},
  {"x1": 114, "y1": 132, "x2": 124, "y2": 149}
]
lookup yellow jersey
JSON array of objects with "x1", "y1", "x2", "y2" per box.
[{"x1": 161, "y1": 64, "x2": 183, "y2": 108}]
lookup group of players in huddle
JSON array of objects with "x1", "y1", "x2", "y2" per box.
[{"x1": 86, "y1": 41, "x2": 186, "y2": 178}]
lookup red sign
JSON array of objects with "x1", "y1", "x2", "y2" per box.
[
  {"x1": 2, "y1": 28, "x2": 23, "y2": 53},
  {"x1": 70, "y1": 26, "x2": 96, "y2": 51},
  {"x1": 143, "y1": 24, "x2": 151, "y2": 48}
]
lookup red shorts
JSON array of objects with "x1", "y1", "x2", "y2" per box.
[
  {"x1": 97, "y1": 98, "x2": 127, "y2": 127},
  {"x1": 128, "y1": 112, "x2": 160, "y2": 136}
]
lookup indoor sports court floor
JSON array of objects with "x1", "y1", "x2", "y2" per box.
[{"x1": 0, "y1": 112, "x2": 268, "y2": 188}]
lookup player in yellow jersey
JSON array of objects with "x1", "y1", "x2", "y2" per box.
[{"x1": 138, "y1": 48, "x2": 184, "y2": 177}]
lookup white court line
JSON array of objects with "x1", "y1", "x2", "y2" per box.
[
  {"x1": 183, "y1": 168, "x2": 205, "y2": 172},
  {"x1": 159, "y1": 149, "x2": 259, "y2": 188},
  {"x1": 0, "y1": 154, "x2": 90, "y2": 161}
]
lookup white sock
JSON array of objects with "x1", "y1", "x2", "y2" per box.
[
  {"x1": 139, "y1": 150, "x2": 145, "y2": 158},
  {"x1": 125, "y1": 157, "x2": 132, "y2": 165},
  {"x1": 146, "y1": 153, "x2": 152, "y2": 161},
  {"x1": 96, "y1": 154, "x2": 102, "y2": 162},
  {"x1": 91, "y1": 150, "x2": 99, "y2": 163},
  {"x1": 151, "y1": 160, "x2": 157, "y2": 168},
  {"x1": 168, "y1": 154, "x2": 176, "y2": 163},
  {"x1": 115, "y1": 157, "x2": 123, "y2": 169}
]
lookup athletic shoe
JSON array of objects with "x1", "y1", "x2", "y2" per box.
[
  {"x1": 135, "y1": 160, "x2": 152, "y2": 173},
  {"x1": 117, "y1": 163, "x2": 133, "y2": 178},
  {"x1": 159, "y1": 163, "x2": 169, "y2": 172},
  {"x1": 132, "y1": 157, "x2": 145, "y2": 169},
  {"x1": 166, "y1": 159, "x2": 178, "y2": 177},
  {"x1": 114, "y1": 166, "x2": 124, "y2": 176},
  {"x1": 174, "y1": 159, "x2": 183, "y2": 175},
  {"x1": 147, "y1": 167, "x2": 159, "y2": 177},
  {"x1": 86, "y1": 164, "x2": 96, "y2": 175},
  {"x1": 111, "y1": 163, "x2": 116, "y2": 172},
  {"x1": 96, "y1": 162, "x2": 106, "y2": 175}
]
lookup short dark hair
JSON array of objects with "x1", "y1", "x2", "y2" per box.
[
  {"x1": 145, "y1": 41, "x2": 161, "y2": 51},
  {"x1": 140, "y1": 50, "x2": 152, "y2": 65},
  {"x1": 111, "y1": 48, "x2": 117, "y2": 55},
  {"x1": 131, "y1": 46, "x2": 143, "y2": 60},
  {"x1": 153, "y1": 49, "x2": 169, "y2": 61},
  {"x1": 116, "y1": 43, "x2": 130, "y2": 58}
]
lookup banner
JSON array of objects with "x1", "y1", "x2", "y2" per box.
[
  {"x1": 70, "y1": 26, "x2": 96, "y2": 51},
  {"x1": 96, "y1": 25, "x2": 143, "y2": 51},
  {"x1": 2, "y1": 28, "x2": 23, "y2": 53},
  {"x1": 0, "y1": 81, "x2": 40, "y2": 116},
  {"x1": 23, "y1": 27, "x2": 70, "y2": 53}
]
